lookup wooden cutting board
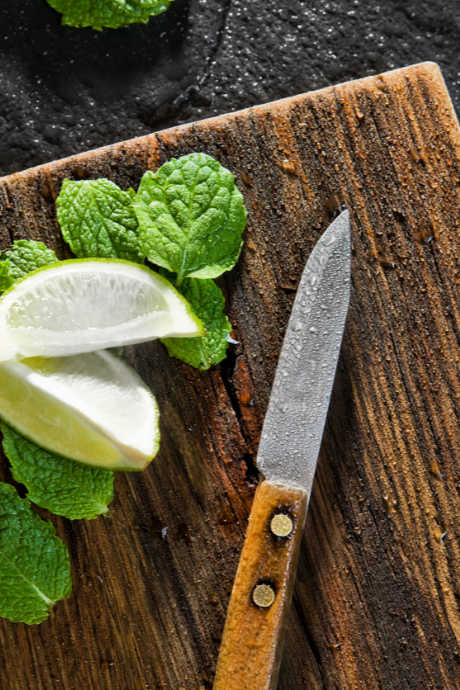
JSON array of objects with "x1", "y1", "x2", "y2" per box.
[{"x1": 0, "y1": 62, "x2": 458, "y2": 690}]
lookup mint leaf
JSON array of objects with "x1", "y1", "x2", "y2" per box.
[
  {"x1": 0, "y1": 483, "x2": 71, "y2": 624},
  {"x1": 134, "y1": 153, "x2": 246, "y2": 282},
  {"x1": 0, "y1": 240, "x2": 58, "y2": 292},
  {"x1": 47, "y1": 0, "x2": 174, "y2": 30},
  {"x1": 56, "y1": 179, "x2": 144, "y2": 262},
  {"x1": 1, "y1": 425, "x2": 114, "y2": 521},
  {"x1": 162, "y1": 278, "x2": 231, "y2": 370}
]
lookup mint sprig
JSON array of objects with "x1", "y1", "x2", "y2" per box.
[
  {"x1": 134, "y1": 153, "x2": 246, "y2": 283},
  {"x1": 0, "y1": 240, "x2": 58, "y2": 292},
  {"x1": 0, "y1": 483, "x2": 71, "y2": 625},
  {"x1": 2, "y1": 424, "x2": 114, "y2": 521},
  {"x1": 47, "y1": 0, "x2": 174, "y2": 31},
  {"x1": 162, "y1": 278, "x2": 232, "y2": 370},
  {"x1": 55, "y1": 154, "x2": 246, "y2": 371},
  {"x1": 56, "y1": 179, "x2": 144, "y2": 262}
]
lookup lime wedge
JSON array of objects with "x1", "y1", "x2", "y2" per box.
[
  {"x1": 0, "y1": 259, "x2": 203, "y2": 361},
  {"x1": 0, "y1": 351, "x2": 160, "y2": 470}
]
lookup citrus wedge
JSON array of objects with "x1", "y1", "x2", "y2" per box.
[
  {"x1": 0, "y1": 350, "x2": 160, "y2": 470},
  {"x1": 0, "y1": 259, "x2": 203, "y2": 361}
]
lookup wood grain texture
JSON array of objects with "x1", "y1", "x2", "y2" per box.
[
  {"x1": 0, "y1": 62, "x2": 458, "y2": 689},
  {"x1": 213, "y1": 481, "x2": 308, "y2": 690}
]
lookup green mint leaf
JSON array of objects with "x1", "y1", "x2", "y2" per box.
[
  {"x1": 1, "y1": 425, "x2": 114, "y2": 521},
  {"x1": 47, "y1": 0, "x2": 174, "y2": 30},
  {"x1": 0, "y1": 482, "x2": 71, "y2": 624},
  {"x1": 0, "y1": 240, "x2": 58, "y2": 292},
  {"x1": 56, "y1": 179, "x2": 144, "y2": 262},
  {"x1": 134, "y1": 153, "x2": 246, "y2": 282},
  {"x1": 162, "y1": 278, "x2": 231, "y2": 370}
]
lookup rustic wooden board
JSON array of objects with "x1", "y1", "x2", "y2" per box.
[{"x1": 0, "y1": 62, "x2": 458, "y2": 690}]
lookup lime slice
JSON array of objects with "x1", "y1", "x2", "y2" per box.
[
  {"x1": 0, "y1": 259, "x2": 203, "y2": 361},
  {"x1": 0, "y1": 351, "x2": 160, "y2": 470}
]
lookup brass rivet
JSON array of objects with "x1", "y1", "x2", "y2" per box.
[
  {"x1": 270, "y1": 513, "x2": 293, "y2": 537},
  {"x1": 252, "y1": 584, "x2": 275, "y2": 608}
]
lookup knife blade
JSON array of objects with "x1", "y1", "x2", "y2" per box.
[
  {"x1": 213, "y1": 209, "x2": 351, "y2": 690},
  {"x1": 258, "y1": 208, "x2": 351, "y2": 492}
]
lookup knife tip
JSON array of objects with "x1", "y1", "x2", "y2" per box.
[{"x1": 323, "y1": 207, "x2": 351, "y2": 255}]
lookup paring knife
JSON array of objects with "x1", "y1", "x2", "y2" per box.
[{"x1": 213, "y1": 210, "x2": 351, "y2": 690}]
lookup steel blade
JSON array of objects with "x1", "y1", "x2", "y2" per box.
[{"x1": 257, "y1": 209, "x2": 351, "y2": 492}]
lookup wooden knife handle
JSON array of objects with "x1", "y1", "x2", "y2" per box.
[{"x1": 213, "y1": 480, "x2": 308, "y2": 690}]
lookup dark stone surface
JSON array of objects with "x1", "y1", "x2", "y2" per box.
[{"x1": 0, "y1": 0, "x2": 459, "y2": 177}]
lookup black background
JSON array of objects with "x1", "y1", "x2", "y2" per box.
[{"x1": 0, "y1": 0, "x2": 459, "y2": 177}]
